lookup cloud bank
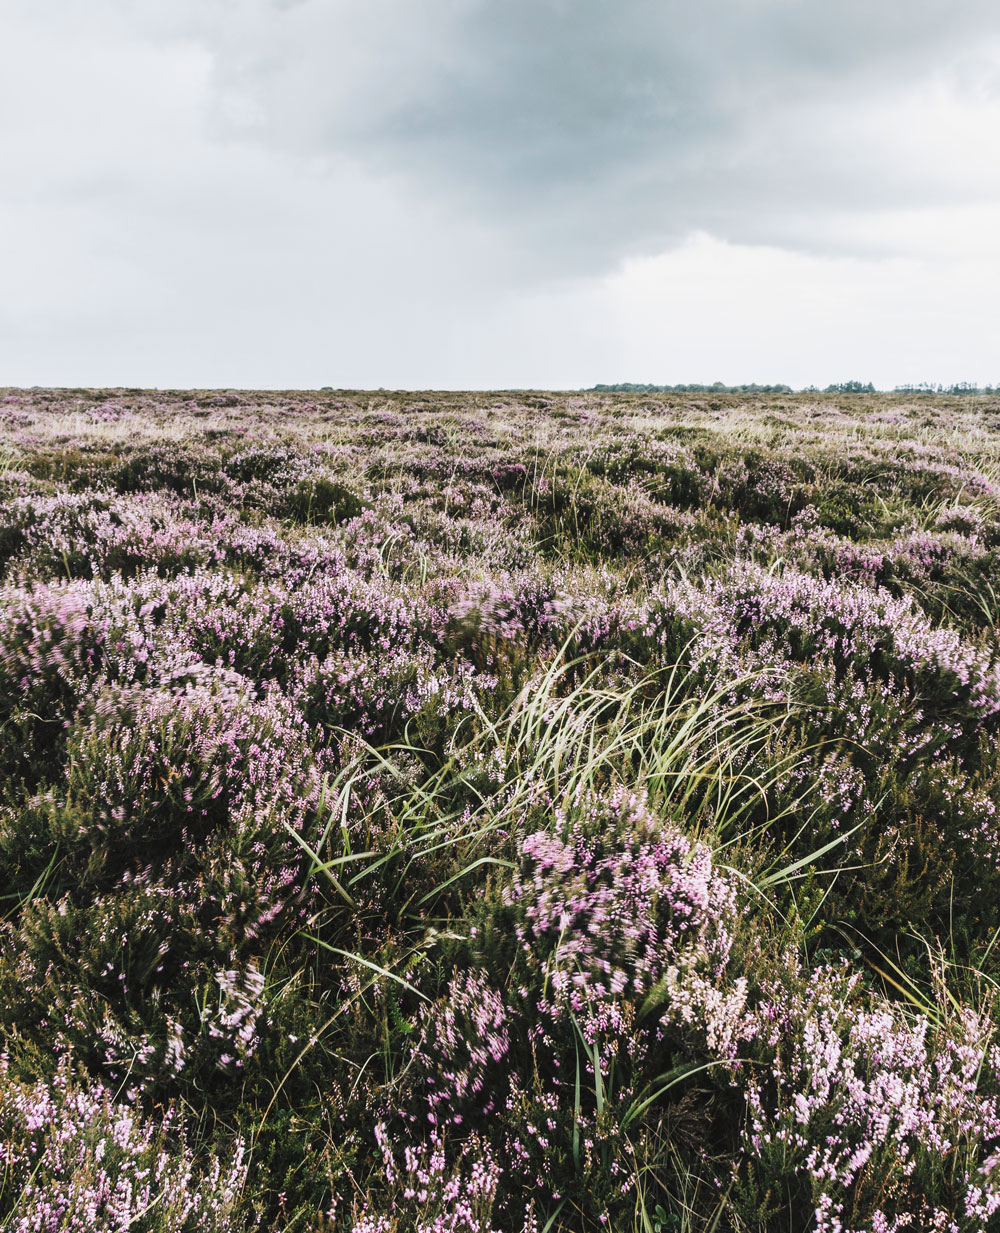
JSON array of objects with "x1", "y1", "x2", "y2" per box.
[{"x1": 2, "y1": 0, "x2": 998, "y2": 386}]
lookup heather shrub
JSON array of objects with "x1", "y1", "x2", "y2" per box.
[
  {"x1": 280, "y1": 571, "x2": 441, "y2": 660},
  {"x1": 289, "y1": 476, "x2": 370, "y2": 525},
  {"x1": 288, "y1": 644, "x2": 489, "y2": 750},
  {"x1": 167, "y1": 584, "x2": 289, "y2": 682},
  {"x1": 221, "y1": 520, "x2": 347, "y2": 587},
  {"x1": 735, "y1": 961, "x2": 1000, "y2": 1232},
  {"x1": 3, "y1": 490, "x2": 228, "y2": 581},
  {"x1": 529, "y1": 472, "x2": 695, "y2": 560},
  {"x1": 586, "y1": 436, "x2": 708, "y2": 508},
  {"x1": 894, "y1": 457, "x2": 1000, "y2": 505},
  {"x1": 647, "y1": 564, "x2": 1000, "y2": 935},
  {"x1": 0, "y1": 1058, "x2": 253, "y2": 1232},
  {"x1": 345, "y1": 1127, "x2": 503, "y2": 1233},
  {"x1": 0, "y1": 880, "x2": 262, "y2": 1087},
  {"x1": 0, "y1": 580, "x2": 107, "y2": 783},
  {"x1": 113, "y1": 441, "x2": 227, "y2": 496},
  {"x1": 68, "y1": 570, "x2": 294, "y2": 694},
  {"x1": 655, "y1": 564, "x2": 1000, "y2": 917},
  {"x1": 499, "y1": 788, "x2": 744, "y2": 1052},
  {"x1": 709, "y1": 450, "x2": 813, "y2": 526},
  {"x1": 50, "y1": 664, "x2": 319, "y2": 881},
  {"x1": 660, "y1": 564, "x2": 1000, "y2": 778},
  {"x1": 391, "y1": 788, "x2": 753, "y2": 1228},
  {"x1": 223, "y1": 443, "x2": 312, "y2": 487},
  {"x1": 0, "y1": 664, "x2": 321, "y2": 1092},
  {"x1": 735, "y1": 509, "x2": 891, "y2": 585},
  {"x1": 23, "y1": 444, "x2": 123, "y2": 489},
  {"x1": 443, "y1": 572, "x2": 568, "y2": 687},
  {"x1": 0, "y1": 506, "x2": 27, "y2": 571},
  {"x1": 396, "y1": 500, "x2": 535, "y2": 573},
  {"x1": 333, "y1": 503, "x2": 429, "y2": 576},
  {"x1": 811, "y1": 478, "x2": 885, "y2": 535}
]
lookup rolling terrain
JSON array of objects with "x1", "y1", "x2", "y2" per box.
[{"x1": 2, "y1": 388, "x2": 1000, "y2": 1230}]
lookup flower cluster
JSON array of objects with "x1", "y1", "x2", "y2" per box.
[
  {"x1": 743, "y1": 963, "x2": 1000, "y2": 1231},
  {"x1": 0, "y1": 1057, "x2": 251, "y2": 1232},
  {"x1": 505, "y1": 788, "x2": 742, "y2": 1050}
]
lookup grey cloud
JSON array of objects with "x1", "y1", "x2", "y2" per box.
[
  {"x1": 3, "y1": 0, "x2": 999, "y2": 388},
  {"x1": 169, "y1": 0, "x2": 1000, "y2": 272}
]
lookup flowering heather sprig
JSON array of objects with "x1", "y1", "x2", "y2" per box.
[
  {"x1": 741, "y1": 963, "x2": 1000, "y2": 1232},
  {"x1": 202, "y1": 965, "x2": 268, "y2": 1071},
  {"x1": 0, "y1": 1056, "x2": 253, "y2": 1232},
  {"x1": 350, "y1": 1125, "x2": 502, "y2": 1233},
  {"x1": 413, "y1": 971, "x2": 512, "y2": 1122}
]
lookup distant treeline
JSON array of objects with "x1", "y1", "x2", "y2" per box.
[
  {"x1": 892, "y1": 383, "x2": 1000, "y2": 395},
  {"x1": 590, "y1": 381, "x2": 1000, "y2": 396}
]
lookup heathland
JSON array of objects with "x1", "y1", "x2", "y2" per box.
[{"x1": 1, "y1": 387, "x2": 1000, "y2": 1231}]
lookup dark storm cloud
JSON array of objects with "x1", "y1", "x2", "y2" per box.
[{"x1": 182, "y1": 0, "x2": 1000, "y2": 270}]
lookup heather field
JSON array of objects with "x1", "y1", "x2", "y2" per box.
[{"x1": 5, "y1": 387, "x2": 1000, "y2": 1232}]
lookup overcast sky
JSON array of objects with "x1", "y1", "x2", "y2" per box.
[{"x1": 2, "y1": 0, "x2": 999, "y2": 390}]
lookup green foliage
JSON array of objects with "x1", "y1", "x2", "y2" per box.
[{"x1": 290, "y1": 477, "x2": 371, "y2": 524}]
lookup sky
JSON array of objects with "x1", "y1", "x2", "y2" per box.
[{"x1": 2, "y1": 0, "x2": 999, "y2": 390}]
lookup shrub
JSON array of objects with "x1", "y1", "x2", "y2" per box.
[
  {"x1": 392, "y1": 788, "x2": 752, "y2": 1228},
  {"x1": 0, "y1": 580, "x2": 107, "y2": 784},
  {"x1": 736, "y1": 962, "x2": 1000, "y2": 1231},
  {"x1": 0, "y1": 1057, "x2": 254, "y2": 1232}
]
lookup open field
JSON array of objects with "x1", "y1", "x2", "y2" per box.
[{"x1": 3, "y1": 387, "x2": 1000, "y2": 1230}]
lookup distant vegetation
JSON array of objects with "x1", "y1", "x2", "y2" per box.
[
  {"x1": 590, "y1": 381, "x2": 795, "y2": 393},
  {"x1": 894, "y1": 382, "x2": 1000, "y2": 394},
  {"x1": 592, "y1": 380, "x2": 1000, "y2": 395},
  {"x1": 2, "y1": 386, "x2": 1000, "y2": 1230}
]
